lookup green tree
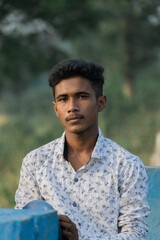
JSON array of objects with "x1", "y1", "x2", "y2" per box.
[
  {"x1": 0, "y1": 0, "x2": 101, "y2": 92},
  {"x1": 72, "y1": 0, "x2": 160, "y2": 97}
]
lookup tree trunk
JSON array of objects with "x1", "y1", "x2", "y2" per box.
[
  {"x1": 123, "y1": 68, "x2": 134, "y2": 98},
  {"x1": 123, "y1": 16, "x2": 134, "y2": 98}
]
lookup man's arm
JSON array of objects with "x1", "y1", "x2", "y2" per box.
[
  {"x1": 81, "y1": 158, "x2": 150, "y2": 240},
  {"x1": 114, "y1": 158, "x2": 150, "y2": 239},
  {"x1": 15, "y1": 151, "x2": 42, "y2": 209}
]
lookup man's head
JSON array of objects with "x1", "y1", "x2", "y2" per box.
[{"x1": 48, "y1": 59, "x2": 104, "y2": 98}]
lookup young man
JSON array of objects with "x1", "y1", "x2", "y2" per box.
[{"x1": 15, "y1": 59, "x2": 150, "y2": 240}]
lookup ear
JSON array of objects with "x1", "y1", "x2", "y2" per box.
[
  {"x1": 98, "y1": 96, "x2": 107, "y2": 112},
  {"x1": 52, "y1": 101, "x2": 59, "y2": 117}
]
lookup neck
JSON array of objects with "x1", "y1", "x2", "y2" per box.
[{"x1": 65, "y1": 127, "x2": 99, "y2": 154}]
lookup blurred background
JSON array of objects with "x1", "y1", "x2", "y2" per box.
[{"x1": 0, "y1": 0, "x2": 160, "y2": 207}]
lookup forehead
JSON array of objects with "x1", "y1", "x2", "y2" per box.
[{"x1": 54, "y1": 77, "x2": 95, "y2": 96}]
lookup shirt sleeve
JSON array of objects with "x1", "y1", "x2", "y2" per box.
[
  {"x1": 117, "y1": 157, "x2": 150, "y2": 239},
  {"x1": 80, "y1": 157, "x2": 150, "y2": 240},
  {"x1": 15, "y1": 151, "x2": 42, "y2": 209}
]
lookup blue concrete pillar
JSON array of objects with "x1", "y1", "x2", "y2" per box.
[
  {"x1": 0, "y1": 208, "x2": 59, "y2": 240},
  {"x1": 23, "y1": 200, "x2": 63, "y2": 240},
  {"x1": 145, "y1": 166, "x2": 160, "y2": 240}
]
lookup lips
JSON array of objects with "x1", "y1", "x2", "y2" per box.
[{"x1": 66, "y1": 114, "x2": 83, "y2": 122}]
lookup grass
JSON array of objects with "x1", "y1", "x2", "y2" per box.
[{"x1": 0, "y1": 70, "x2": 160, "y2": 208}]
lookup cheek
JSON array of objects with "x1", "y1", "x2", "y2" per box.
[
  {"x1": 87, "y1": 100, "x2": 98, "y2": 110},
  {"x1": 57, "y1": 110, "x2": 65, "y2": 120},
  {"x1": 84, "y1": 102, "x2": 98, "y2": 116},
  {"x1": 54, "y1": 106, "x2": 63, "y2": 119}
]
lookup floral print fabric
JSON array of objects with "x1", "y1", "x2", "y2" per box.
[{"x1": 15, "y1": 129, "x2": 150, "y2": 239}]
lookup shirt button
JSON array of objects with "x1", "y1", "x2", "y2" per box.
[
  {"x1": 74, "y1": 178, "x2": 78, "y2": 182},
  {"x1": 73, "y1": 202, "x2": 77, "y2": 207}
]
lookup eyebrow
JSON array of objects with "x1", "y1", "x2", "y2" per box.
[
  {"x1": 56, "y1": 91, "x2": 90, "y2": 100},
  {"x1": 76, "y1": 91, "x2": 90, "y2": 96},
  {"x1": 56, "y1": 94, "x2": 68, "y2": 100}
]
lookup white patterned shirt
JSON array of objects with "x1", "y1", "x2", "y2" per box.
[{"x1": 15, "y1": 129, "x2": 150, "y2": 240}]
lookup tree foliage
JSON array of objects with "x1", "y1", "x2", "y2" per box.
[
  {"x1": 0, "y1": 0, "x2": 101, "y2": 91},
  {"x1": 71, "y1": 0, "x2": 160, "y2": 96},
  {"x1": 0, "y1": 0, "x2": 160, "y2": 96},
  {"x1": 102, "y1": 0, "x2": 160, "y2": 96}
]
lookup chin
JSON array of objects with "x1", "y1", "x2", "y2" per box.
[{"x1": 67, "y1": 126, "x2": 87, "y2": 134}]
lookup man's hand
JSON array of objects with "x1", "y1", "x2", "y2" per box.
[{"x1": 58, "y1": 214, "x2": 79, "y2": 240}]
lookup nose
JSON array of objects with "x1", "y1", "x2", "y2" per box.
[{"x1": 68, "y1": 98, "x2": 78, "y2": 113}]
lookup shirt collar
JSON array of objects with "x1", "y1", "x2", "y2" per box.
[
  {"x1": 91, "y1": 128, "x2": 106, "y2": 159},
  {"x1": 54, "y1": 132, "x2": 66, "y2": 157},
  {"x1": 55, "y1": 128, "x2": 106, "y2": 160}
]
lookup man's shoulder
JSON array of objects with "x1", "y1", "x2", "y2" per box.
[
  {"x1": 103, "y1": 136, "x2": 132, "y2": 155},
  {"x1": 102, "y1": 136, "x2": 142, "y2": 164},
  {"x1": 23, "y1": 136, "x2": 63, "y2": 162},
  {"x1": 102, "y1": 137, "x2": 146, "y2": 178}
]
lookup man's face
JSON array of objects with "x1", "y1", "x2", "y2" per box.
[{"x1": 53, "y1": 77, "x2": 106, "y2": 135}]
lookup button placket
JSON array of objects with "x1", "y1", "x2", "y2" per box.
[{"x1": 71, "y1": 173, "x2": 80, "y2": 210}]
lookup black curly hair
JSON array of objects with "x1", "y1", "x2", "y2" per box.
[{"x1": 48, "y1": 59, "x2": 104, "y2": 98}]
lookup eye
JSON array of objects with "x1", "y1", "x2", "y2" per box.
[
  {"x1": 78, "y1": 95, "x2": 88, "y2": 100},
  {"x1": 57, "y1": 97, "x2": 68, "y2": 102}
]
